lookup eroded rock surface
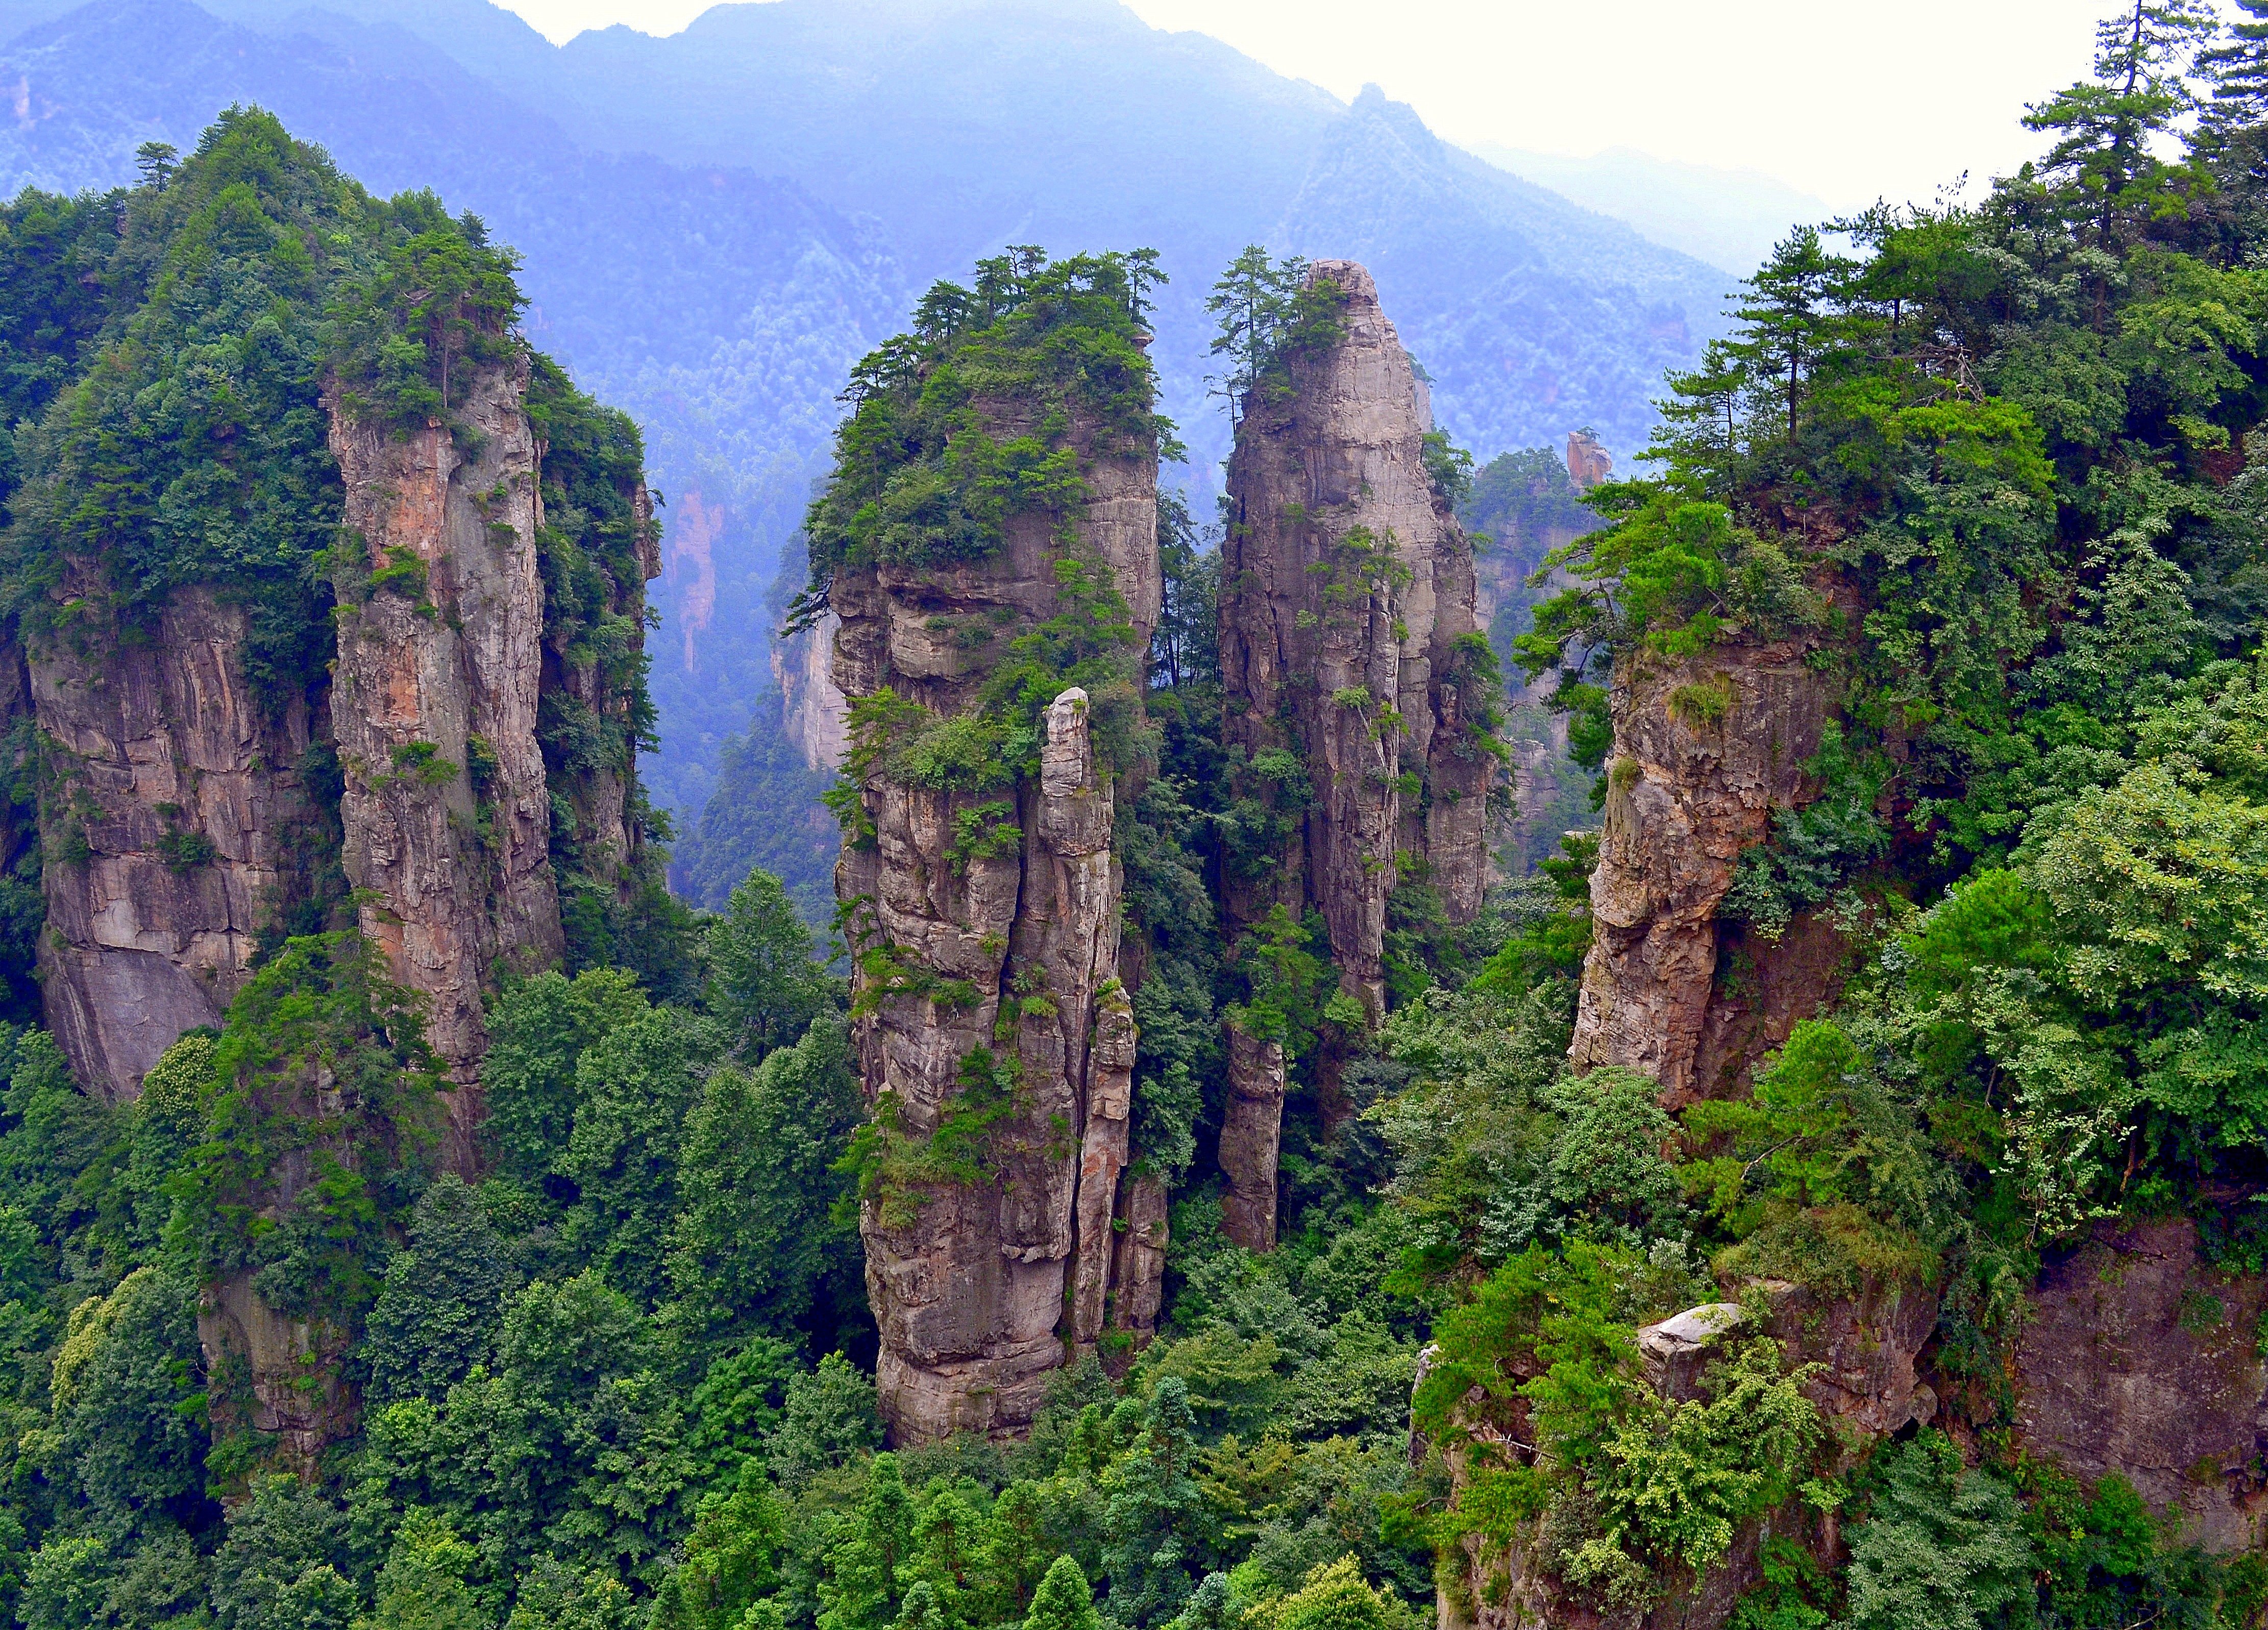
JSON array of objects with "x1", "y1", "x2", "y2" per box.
[
  {"x1": 30, "y1": 592, "x2": 327, "y2": 1100},
  {"x1": 831, "y1": 412, "x2": 1163, "y2": 1443},
  {"x1": 329, "y1": 361, "x2": 565, "y2": 1152},
  {"x1": 1219, "y1": 1016, "x2": 1286, "y2": 1251},
  {"x1": 775, "y1": 612, "x2": 850, "y2": 773},
  {"x1": 1216, "y1": 260, "x2": 1491, "y2": 1217},
  {"x1": 2016, "y1": 1217, "x2": 2268, "y2": 1551},
  {"x1": 1571, "y1": 639, "x2": 1836, "y2": 1106},
  {"x1": 1220, "y1": 261, "x2": 1492, "y2": 1001}
]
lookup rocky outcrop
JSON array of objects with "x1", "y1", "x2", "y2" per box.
[
  {"x1": 2015, "y1": 1217, "x2": 2268, "y2": 1550},
  {"x1": 1218, "y1": 1016, "x2": 1286, "y2": 1251},
  {"x1": 26, "y1": 357, "x2": 655, "y2": 1119},
  {"x1": 197, "y1": 1271, "x2": 356, "y2": 1474},
  {"x1": 775, "y1": 612, "x2": 849, "y2": 773},
  {"x1": 1220, "y1": 262, "x2": 1493, "y2": 1006},
  {"x1": 1570, "y1": 639, "x2": 1836, "y2": 1106},
  {"x1": 1566, "y1": 430, "x2": 1613, "y2": 491},
  {"x1": 30, "y1": 591, "x2": 331, "y2": 1100},
  {"x1": 830, "y1": 404, "x2": 1162, "y2": 1443},
  {"x1": 328, "y1": 362, "x2": 564, "y2": 1159}
]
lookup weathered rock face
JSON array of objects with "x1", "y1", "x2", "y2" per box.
[
  {"x1": 26, "y1": 359, "x2": 655, "y2": 1118},
  {"x1": 329, "y1": 362, "x2": 564, "y2": 1160},
  {"x1": 197, "y1": 1271, "x2": 357, "y2": 1471},
  {"x1": 1218, "y1": 1017, "x2": 1286, "y2": 1251},
  {"x1": 1570, "y1": 639, "x2": 1836, "y2": 1107},
  {"x1": 1220, "y1": 262, "x2": 1493, "y2": 1016},
  {"x1": 30, "y1": 590, "x2": 329, "y2": 1101},
  {"x1": 2015, "y1": 1217, "x2": 2268, "y2": 1551},
  {"x1": 775, "y1": 612, "x2": 850, "y2": 774},
  {"x1": 830, "y1": 412, "x2": 1163, "y2": 1443}
]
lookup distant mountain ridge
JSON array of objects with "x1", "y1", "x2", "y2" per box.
[
  {"x1": 0, "y1": 0, "x2": 1736, "y2": 900},
  {"x1": 1467, "y1": 142, "x2": 1834, "y2": 276}
]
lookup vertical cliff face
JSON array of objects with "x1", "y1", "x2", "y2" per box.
[
  {"x1": 24, "y1": 352, "x2": 657, "y2": 1146},
  {"x1": 329, "y1": 361, "x2": 564, "y2": 1139},
  {"x1": 829, "y1": 405, "x2": 1160, "y2": 1444},
  {"x1": 775, "y1": 613, "x2": 850, "y2": 774},
  {"x1": 31, "y1": 589, "x2": 330, "y2": 1101},
  {"x1": 1220, "y1": 262, "x2": 1492, "y2": 1011},
  {"x1": 1215, "y1": 260, "x2": 1491, "y2": 1233},
  {"x1": 1570, "y1": 638, "x2": 1836, "y2": 1106}
]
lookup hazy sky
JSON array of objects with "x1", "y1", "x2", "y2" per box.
[{"x1": 492, "y1": 0, "x2": 2116, "y2": 208}]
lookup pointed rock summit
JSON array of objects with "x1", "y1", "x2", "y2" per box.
[{"x1": 1216, "y1": 259, "x2": 1495, "y2": 1230}]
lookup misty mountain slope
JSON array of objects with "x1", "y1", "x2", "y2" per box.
[
  {"x1": 1469, "y1": 141, "x2": 1833, "y2": 275},
  {"x1": 1281, "y1": 87, "x2": 1733, "y2": 456}
]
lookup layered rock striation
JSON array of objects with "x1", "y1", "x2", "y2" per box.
[
  {"x1": 329, "y1": 360, "x2": 564, "y2": 1137},
  {"x1": 20, "y1": 359, "x2": 657, "y2": 1137},
  {"x1": 829, "y1": 403, "x2": 1164, "y2": 1443},
  {"x1": 31, "y1": 590, "x2": 330, "y2": 1100}
]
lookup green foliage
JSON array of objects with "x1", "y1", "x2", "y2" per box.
[
  {"x1": 1023, "y1": 1557, "x2": 1101, "y2": 1630},
  {"x1": 1418, "y1": 433, "x2": 1473, "y2": 512},
  {"x1": 182, "y1": 931, "x2": 446, "y2": 1327},
  {"x1": 1589, "y1": 1337, "x2": 1822, "y2": 1577},
  {"x1": 803, "y1": 248, "x2": 1173, "y2": 587},
  {"x1": 363, "y1": 1175, "x2": 513, "y2": 1406},
  {"x1": 840, "y1": 1047, "x2": 1019, "y2": 1231},
  {"x1": 1838, "y1": 1434, "x2": 2032, "y2": 1630},
  {"x1": 709, "y1": 870, "x2": 839, "y2": 1060},
  {"x1": 1203, "y1": 248, "x2": 1350, "y2": 422},
  {"x1": 666, "y1": 1015, "x2": 865, "y2": 1347},
  {"x1": 1682, "y1": 1019, "x2": 1946, "y2": 1293}
]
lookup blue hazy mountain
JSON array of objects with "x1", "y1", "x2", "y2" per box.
[{"x1": 1468, "y1": 141, "x2": 1834, "y2": 276}]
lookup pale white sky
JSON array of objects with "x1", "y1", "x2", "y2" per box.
[{"x1": 491, "y1": 0, "x2": 2119, "y2": 208}]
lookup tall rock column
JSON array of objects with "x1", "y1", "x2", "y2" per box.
[
  {"x1": 327, "y1": 359, "x2": 564, "y2": 1155},
  {"x1": 1215, "y1": 260, "x2": 1492, "y2": 1225},
  {"x1": 1569, "y1": 639, "x2": 1836, "y2": 1106},
  {"x1": 830, "y1": 405, "x2": 1161, "y2": 1443}
]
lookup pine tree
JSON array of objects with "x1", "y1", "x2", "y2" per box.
[
  {"x1": 2197, "y1": 0, "x2": 2268, "y2": 180},
  {"x1": 1100, "y1": 1379, "x2": 1207, "y2": 1629},
  {"x1": 1204, "y1": 246, "x2": 1306, "y2": 424},
  {"x1": 2023, "y1": 0, "x2": 2218, "y2": 242},
  {"x1": 1022, "y1": 1559, "x2": 1101, "y2": 1630}
]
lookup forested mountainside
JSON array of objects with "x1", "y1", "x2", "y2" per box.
[
  {"x1": 18, "y1": 6, "x2": 2268, "y2": 1630},
  {"x1": 0, "y1": 0, "x2": 1738, "y2": 831}
]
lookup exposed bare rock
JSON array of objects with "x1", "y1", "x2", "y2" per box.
[
  {"x1": 1219, "y1": 1016, "x2": 1286, "y2": 1251},
  {"x1": 831, "y1": 409, "x2": 1158, "y2": 1443},
  {"x1": 327, "y1": 361, "x2": 564, "y2": 1154},
  {"x1": 1070, "y1": 980, "x2": 1137, "y2": 1344},
  {"x1": 1636, "y1": 1302, "x2": 1746, "y2": 1400},
  {"x1": 774, "y1": 612, "x2": 850, "y2": 773},
  {"x1": 1566, "y1": 430, "x2": 1613, "y2": 490},
  {"x1": 198, "y1": 1271, "x2": 356, "y2": 1477},
  {"x1": 1571, "y1": 639, "x2": 1835, "y2": 1106},
  {"x1": 1111, "y1": 1171, "x2": 1169, "y2": 1341},
  {"x1": 30, "y1": 590, "x2": 327, "y2": 1101},
  {"x1": 2016, "y1": 1217, "x2": 2268, "y2": 1550},
  {"x1": 1220, "y1": 260, "x2": 1492, "y2": 1009}
]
